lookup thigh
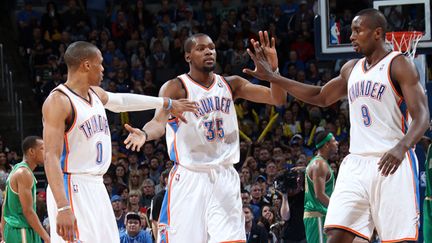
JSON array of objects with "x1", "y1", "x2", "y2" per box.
[
  {"x1": 324, "y1": 155, "x2": 374, "y2": 240},
  {"x1": 372, "y1": 151, "x2": 419, "y2": 242},
  {"x1": 4, "y1": 225, "x2": 41, "y2": 243},
  {"x1": 158, "y1": 165, "x2": 208, "y2": 243},
  {"x1": 69, "y1": 176, "x2": 119, "y2": 243},
  {"x1": 207, "y1": 166, "x2": 245, "y2": 243},
  {"x1": 304, "y1": 217, "x2": 326, "y2": 243}
]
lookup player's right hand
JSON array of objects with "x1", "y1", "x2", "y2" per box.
[
  {"x1": 124, "y1": 124, "x2": 147, "y2": 151},
  {"x1": 56, "y1": 209, "x2": 77, "y2": 242},
  {"x1": 170, "y1": 99, "x2": 198, "y2": 123}
]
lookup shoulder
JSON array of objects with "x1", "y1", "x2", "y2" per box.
[
  {"x1": 340, "y1": 59, "x2": 360, "y2": 79},
  {"x1": 42, "y1": 89, "x2": 72, "y2": 111},
  {"x1": 90, "y1": 86, "x2": 108, "y2": 104},
  {"x1": 390, "y1": 53, "x2": 414, "y2": 68},
  {"x1": 11, "y1": 167, "x2": 33, "y2": 187},
  {"x1": 159, "y1": 77, "x2": 187, "y2": 99}
]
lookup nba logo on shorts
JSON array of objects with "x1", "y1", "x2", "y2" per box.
[{"x1": 73, "y1": 184, "x2": 79, "y2": 193}]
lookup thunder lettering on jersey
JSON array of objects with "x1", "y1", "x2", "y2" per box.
[
  {"x1": 348, "y1": 51, "x2": 408, "y2": 156},
  {"x1": 165, "y1": 74, "x2": 240, "y2": 166},
  {"x1": 54, "y1": 84, "x2": 112, "y2": 175}
]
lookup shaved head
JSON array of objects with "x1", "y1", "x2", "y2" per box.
[
  {"x1": 184, "y1": 33, "x2": 210, "y2": 53},
  {"x1": 355, "y1": 8, "x2": 388, "y2": 39},
  {"x1": 64, "y1": 41, "x2": 100, "y2": 70}
]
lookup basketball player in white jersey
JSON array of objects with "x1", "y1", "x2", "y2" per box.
[
  {"x1": 243, "y1": 9, "x2": 429, "y2": 243},
  {"x1": 123, "y1": 33, "x2": 286, "y2": 242},
  {"x1": 42, "y1": 41, "x2": 196, "y2": 242}
]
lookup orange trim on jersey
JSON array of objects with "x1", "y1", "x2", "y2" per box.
[
  {"x1": 381, "y1": 236, "x2": 418, "y2": 243},
  {"x1": 387, "y1": 53, "x2": 404, "y2": 101},
  {"x1": 63, "y1": 135, "x2": 70, "y2": 172},
  {"x1": 407, "y1": 151, "x2": 420, "y2": 214},
  {"x1": 66, "y1": 97, "x2": 77, "y2": 134},
  {"x1": 177, "y1": 75, "x2": 189, "y2": 99},
  {"x1": 167, "y1": 165, "x2": 179, "y2": 235},
  {"x1": 361, "y1": 51, "x2": 393, "y2": 74},
  {"x1": 67, "y1": 174, "x2": 80, "y2": 240},
  {"x1": 184, "y1": 73, "x2": 217, "y2": 91},
  {"x1": 220, "y1": 240, "x2": 246, "y2": 243},
  {"x1": 220, "y1": 75, "x2": 233, "y2": 97},
  {"x1": 324, "y1": 225, "x2": 370, "y2": 241}
]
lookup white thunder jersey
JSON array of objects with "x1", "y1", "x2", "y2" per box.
[
  {"x1": 166, "y1": 73, "x2": 240, "y2": 167},
  {"x1": 54, "y1": 84, "x2": 112, "y2": 175},
  {"x1": 348, "y1": 51, "x2": 408, "y2": 156}
]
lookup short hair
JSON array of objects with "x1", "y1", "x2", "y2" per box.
[
  {"x1": 22, "y1": 136, "x2": 42, "y2": 155},
  {"x1": 315, "y1": 131, "x2": 331, "y2": 148},
  {"x1": 64, "y1": 41, "x2": 99, "y2": 70},
  {"x1": 184, "y1": 33, "x2": 210, "y2": 53},
  {"x1": 355, "y1": 8, "x2": 388, "y2": 38}
]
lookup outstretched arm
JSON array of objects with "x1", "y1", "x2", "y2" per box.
[
  {"x1": 91, "y1": 86, "x2": 196, "y2": 122},
  {"x1": 243, "y1": 41, "x2": 354, "y2": 107},
  {"x1": 15, "y1": 168, "x2": 50, "y2": 242},
  {"x1": 124, "y1": 79, "x2": 186, "y2": 151},
  {"x1": 378, "y1": 55, "x2": 429, "y2": 176}
]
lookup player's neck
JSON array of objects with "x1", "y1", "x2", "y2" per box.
[
  {"x1": 188, "y1": 70, "x2": 214, "y2": 87},
  {"x1": 64, "y1": 81, "x2": 91, "y2": 100},
  {"x1": 317, "y1": 151, "x2": 329, "y2": 162},
  {"x1": 22, "y1": 158, "x2": 37, "y2": 171},
  {"x1": 364, "y1": 45, "x2": 391, "y2": 67}
]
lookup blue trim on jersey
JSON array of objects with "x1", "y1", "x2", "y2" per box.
[
  {"x1": 408, "y1": 149, "x2": 420, "y2": 212},
  {"x1": 60, "y1": 143, "x2": 66, "y2": 171},
  {"x1": 63, "y1": 174, "x2": 70, "y2": 202},
  {"x1": 398, "y1": 100, "x2": 409, "y2": 133},
  {"x1": 168, "y1": 120, "x2": 179, "y2": 162},
  {"x1": 169, "y1": 144, "x2": 177, "y2": 162},
  {"x1": 159, "y1": 189, "x2": 169, "y2": 225}
]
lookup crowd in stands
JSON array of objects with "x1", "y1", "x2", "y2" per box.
[{"x1": 2, "y1": 0, "x2": 359, "y2": 242}]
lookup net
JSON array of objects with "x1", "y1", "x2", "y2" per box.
[{"x1": 385, "y1": 31, "x2": 423, "y2": 59}]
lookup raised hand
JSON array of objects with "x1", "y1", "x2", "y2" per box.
[
  {"x1": 377, "y1": 144, "x2": 406, "y2": 176},
  {"x1": 242, "y1": 39, "x2": 277, "y2": 81},
  {"x1": 170, "y1": 98, "x2": 197, "y2": 123},
  {"x1": 124, "y1": 124, "x2": 147, "y2": 152},
  {"x1": 56, "y1": 209, "x2": 77, "y2": 241},
  {"x1": 258, "y1": 30, "x2": 278, "y2": 70}
]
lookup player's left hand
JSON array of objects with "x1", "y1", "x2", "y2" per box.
[
  {"x1": 378, "y1": 145, "x2": 406, "y2": 176},
  {"x1": 124, "y1": 124, "x2": 147, "y2": 152},
  {"x1": 170, "y1": 98, "x2": 198, "y2": 123}
]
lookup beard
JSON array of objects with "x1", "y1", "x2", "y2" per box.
[{"x1": 201, "y1": 63, "x2": 216, "y2": 72}]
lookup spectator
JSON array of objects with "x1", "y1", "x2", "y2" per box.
[
  {"x1": 243, "y1": 205, "x2": 268, "y2": 243},
  {"x1": 111, "y1": 194, "x2": 126, "y2": 232},
  {"x1": 120, "y1": 212, "x2": 153, "y2": 243},
  {"x1": 127, "y1": 190, "x2": 143, "y2": 213},
  {"x1": 140, "y1": 179, "x2": 155, "y2": 208}
]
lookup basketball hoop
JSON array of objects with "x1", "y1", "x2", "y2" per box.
[{"x1": 385, "y1": 31, "x2": 423, "y2": 59}]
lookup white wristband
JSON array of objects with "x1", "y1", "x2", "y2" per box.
[
  {"x1": 105, "y1": 92, "x2": 164, "y2": 112},
  {"x1": 57, "y1": 205, "x2": 71, "y2": 212}
]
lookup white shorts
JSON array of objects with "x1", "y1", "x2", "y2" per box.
[
  {"x1": 324, "y1": 151, "x2": 419, "y2": 241},
  {"x1": 47, "y1": 174, "x2": 119, "y2": 243},
  {"x1": 158, "y1": 164, "x2": 245, "y2": 243}
]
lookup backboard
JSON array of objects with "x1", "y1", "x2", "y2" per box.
[{"x1": 315, "y1": 0, "x2": 432, "y2": 59}]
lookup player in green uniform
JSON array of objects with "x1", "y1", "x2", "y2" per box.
[
  {"x1": 1, "y1": 136, "x2": 50, "y2": 243},
  {"x1": 424, "y1": 122, "x2": 432, "y2": 243},
  {"x1": 304, "y1": 131, "x2": 338, "y2": 243}
]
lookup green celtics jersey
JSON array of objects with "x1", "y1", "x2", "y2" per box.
[
  {"x1": 304, "y1": 155, "x2": 335, "y2": 215},
  {"x1": 3, "y1": 161, "x2": 37, "y2": 228}
]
